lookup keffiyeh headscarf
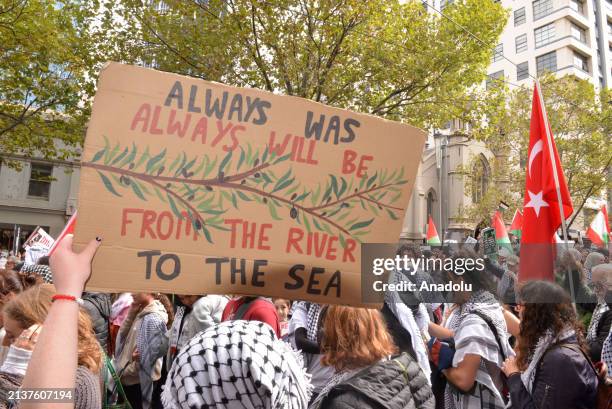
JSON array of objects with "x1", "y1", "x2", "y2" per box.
[{"x1": 162, "y1": 320, "x2": 311, "y2": 409}]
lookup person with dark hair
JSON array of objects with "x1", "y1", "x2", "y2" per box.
[
  {"x1": 36, "y1": 256, "x2": 49, "y2": 266},
  {"x1": 222, "y1": 296, "x2": 280, "y2": 337},
  {"x1": 435, "y1": 249, "x2": 513, "y2": 409},
  {"x1": 115, "y1": 292, "x2": 173, "y2": 409},
  {"x1": 311, "y1": 305, "x2": 435, "y2": 409},
  {"x1": 501, "y1": 280, "x2": 598, "y2": 409}
]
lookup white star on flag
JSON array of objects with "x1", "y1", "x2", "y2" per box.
[{"x1": 525, "y1": 190, "x2": 549, "y2": 217}]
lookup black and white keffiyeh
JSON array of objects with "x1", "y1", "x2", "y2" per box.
[
  {"x1": 20, "y1": 264, "x2": 52, "y2": 283},
  {"x1": 305, "y1": 304, "x2": 323, "y2": 343},
  {"x1": 602, "y1": 330, "x2": 612, "y2": 371},
  {"x1": 519, "y1": 327, "x2": 575, "y2": 394},
  {"x1": 161, "y1": 320, "x2": 311, "y2": 409},
  {"x1": 587, "y1": 301, "x2": 609, "y2": 341}
]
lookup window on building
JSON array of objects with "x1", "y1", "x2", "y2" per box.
[
  {"x1": 515, "y1": 34, "x2": 528, "y2": 53},
  {"x1": 493, "y1": 43, "x2": 503, "y2": 62},
  {"x1": 534, "y1": 23, "x2": 556, "y2": 48},
  {"x1": 569, "y1": 0, "x2": 584, "y2": 14},
  {"x1": 517, "y1": 61, "x2": 529, "y2": 80},
  {"x1": 573, "y1": 52, "x2": 588, "y2": 71},
  {"x1": 533, "y1": 0, "x2": 553, "y2": 20},
  {"x1": 472, "y1": 155, "x2": 490, "y2": 203},
  {"x1": 486, "y1": 70, "x2": 504, "y2": 89},
  {"x1": 571, "y1": 23, "x2": 586, "y2": 42},
  {"x1": 427, "y1": 190, "x2": 437, "y2": 220},
  {"x1": 514, "y1": 7, "x2": 526, "y2": 26},
  {"x1": 536, "y1": 51, "x2": 557, "y2": 74},
  {"x1": 28, "y1": 163, "x2": 53, "y2": 199}
]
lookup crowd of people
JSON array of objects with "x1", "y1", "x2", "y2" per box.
[{"x1": 0, "y1": 235, "x2": 610, "y2": 409}]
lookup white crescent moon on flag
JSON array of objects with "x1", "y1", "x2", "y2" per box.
[{"x1": 528, "y1": 139, "x2": 543, "y2": 177}]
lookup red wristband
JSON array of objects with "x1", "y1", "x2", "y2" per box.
[{"x1": 52, "y1": 294, "x2": 84, "y2": 305}]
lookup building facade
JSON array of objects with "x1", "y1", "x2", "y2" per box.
[
  {"x1": 488, "y1": 0, "x2": 611, "y2": 89},
  {"x1": 401, "y1": 0, "x2": 611, "y2": 242},
  {"x1": 0, "y1": 158, "x2": 79, "y2": 251}
]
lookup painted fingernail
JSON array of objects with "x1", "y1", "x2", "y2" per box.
[{"x1": 96, "y1": 237, "x2": 102, "y2": 242}]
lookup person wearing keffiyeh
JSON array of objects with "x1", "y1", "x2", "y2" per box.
[
  {"x1": 161, "y1": 320, "x2": 311, "y2": 409},
  {"x1": 586, "y1": 263, "x2": 612, "y2": 363},
  {"x1": 439, "y1": 250, "x2": 513, "y2": 409},
  {"x1": 501, "y1": 280, "x2": 597, "y2": 409}
]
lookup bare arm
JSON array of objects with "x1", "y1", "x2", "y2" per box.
[
  {"x1": 428, "y1": 322, "x2": 454, "y2": 339},
  {"x1": 504, "y1": 308, "x2": 520, "y2": 338},
  {"x1": 443, "y1": 354, "x2": 481, "y2": 392},
  {"x1": 20, "y1": 234, "x2": 101, "y2": 409}
]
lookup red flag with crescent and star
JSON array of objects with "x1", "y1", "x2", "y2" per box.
[{"x1": 518, "y1": 86, "x2": 573, "y2": 282}]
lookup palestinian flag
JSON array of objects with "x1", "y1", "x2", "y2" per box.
[
  {"x1": 586, "y1": 205, "x2": 610, "y2": 247},
  {"x1": 509, "y1": 209, "x2": 523, "y2": 239},
  {"x1": 427, "y1": 215, "x2": 441, "y2": 245},
  {"x1": 492, "y1": 211, "x2": 513, "y2": 252}
]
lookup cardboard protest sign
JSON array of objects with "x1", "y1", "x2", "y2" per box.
[{"x1": 75, "y1": 62, "x2": 426, "y2": 305}]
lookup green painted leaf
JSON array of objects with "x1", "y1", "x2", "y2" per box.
[
  {"x1": 174, "y1": 152, "x2": 187, "y2": 176},
  {"x1": 97, "y1": 172, "x2": 121, "y2": 197},
  {"x1": 339, "y1": 234, "x2": 347, "y2": 249},
  {"x1": 312, "y1": 217, "x2": 323, "y2": 231},
  {"x1": 275, "y1": 169, "x2": 292, "y2": 187},
  {"x1": 246, "y1": 144, "x2": 253, "y2": 165},
  {"x1": 338, "y1": 177, "x2": 347, "y2": 198},
  {"x1": 203, "y1": 208, "x2": 225, "y2": 215},
  {"x1": 267, "y1": 201, "x2": 282, "y2": 220},
  {"x1": 295, "y1": 191, "x2": 310, "y2": 202},
  {"x1": 322, "y1": 183, "x2": 332, "y2": 203},
  {"x1": 337, "y1": 211, "x2": 350, "y2": 221},
  {"x1": 274, "y1": 153, "x2": 291, "y2": 164},
  {"x1": 236, "y1": 190, "x2": 252, "y2": 201},
  {"x1": 118, "y1": 143, "x2": 137, "y2": 168},
  {"x1": 330, "y1": 175, "x2": 338, "y2": 198},
  {"x1": 311, "y1": 185, "x2": 321, "y2": 205},
  {"x1": 386, "y1": 208, "x2": 399, "y2": 220},
  {"x1": 130, "y1": 180, "x2": 146, "y2": 200},
  {"x1": 237, "y1": 147, "x2": 246, "y2": 170},
  {"x1": 204, "y1": 157, "x2": 217, "y2": 177},
  {"x1": 219, "y1": 150, "x2": 232, "y2": 174},
  {"x1": 261, "y1": 172, "x2": 273, "y2": 184},
  {"x1": 91, "y1": 147, "x2": 106, "y2": 163},
  {"x1": 202, "y1": 226, "x2": 213, "y2": 243},
  {"x1": 230, "y1": 192, "x2": 238, "y2": 209},
  {"x1": 169, "y1": 152, "x2": 183, "y2": 173},
  {"x1": 134, "y1": 147, "x2": 150, "y2": 169},
  {"x1": 183, "y1": 157, "x2": 197, "y2": 173},
  {"x1": 272, "y1": 177, "x2": 294, "y2": 193},
  {"x1": 261, "y1": 146, "x2": 269, "y2": 164},
  {"x1": 366, "y1": 172, "x2": 377, "y2": 189},
  {"x1": 286, "y1": 183, "x2": 300, "y2": 196},
  {"x1": 105, "y1": 142, "x2": 120, "y2": 165},
  {"x1": 303, "y1": 215, "x2": 312, "y2": 233},
  {"x1": 350, "y1": 218, "x2": 374, "y2": 231},
  {"x1": 167, "y1": 194, "x2": 183, "y2": 219},
  {"x1": 153, "y1": 186, "x2": 167, "y2": 202},
  {"x1": 111, "y1": 147, "x2": 129, "y2": 166},
  {"x1": 193, "y1": 157, "x2": 207, "y2": 175},
  {"x1": 146, "y1": 149, "x2": 167, "y2": 173}
]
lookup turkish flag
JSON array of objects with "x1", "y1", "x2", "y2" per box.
[{"x1": 519, "y1": 86, "x2": 573, "y2": 282}]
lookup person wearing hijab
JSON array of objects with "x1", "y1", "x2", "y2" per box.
[
  {"x1": 161, "y1": 320, "x2": 311, "y2": 409},
  {"x1": 584, "y1": 251, "x2": 605, "y2": 282}
]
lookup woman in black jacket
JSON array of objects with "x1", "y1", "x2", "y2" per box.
[
  {"x1": 501, "y1": 280, "x2": 598, "y2": 409},
  {"x1": 310, "y1": 305, "x2": 434, "y2": 409}
]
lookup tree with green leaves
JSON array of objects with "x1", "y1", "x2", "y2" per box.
[
  {"x1": 88, "y1": 0, "x2": 507, "y2": 129},
  {"x1": 0, "y1": 0, "x2": 97, "y2": 164},
  {"x1": 460, "y1": 74, "x2": 611, "y2": 228}
]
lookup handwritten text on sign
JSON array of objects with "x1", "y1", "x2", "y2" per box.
[{"x1": 75, "y1": 62, "x2": 425, "y2": 305}]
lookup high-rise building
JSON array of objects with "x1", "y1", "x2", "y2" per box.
[{"x1": 488, "y1": 0, "x2": 612, "y2": 89}]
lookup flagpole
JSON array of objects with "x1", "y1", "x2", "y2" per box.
[{"x1": 535, "y1": 79, "x2": 576, "y2": 302}]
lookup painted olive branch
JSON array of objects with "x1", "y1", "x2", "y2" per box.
[
  {"x1": 223, "y1": 181, "x2": 351, "y2": 236},
  {"x1": 308, "y1": 183, "x2": 398, "y2": 212},
  {"x1": 85, "y1": 140, "x2": 408, "y2": 243},
  {"x1": 357, "y1": 193, "x2": 404, "y2": 211}
]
